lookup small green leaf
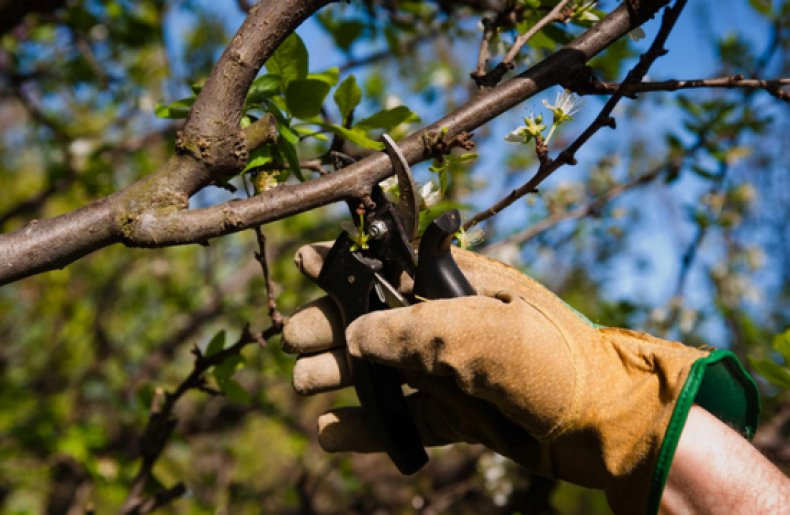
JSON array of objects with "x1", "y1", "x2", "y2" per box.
[
  {"x1": 308, "y1": 67, "x2": 339, "y2": 86},
  {"x1": 219, "y1": 378, "x2": 251, "y2": 404},
  {"x1": 772, "y1": 329, "x2": 790, "y2": 363},
  {"x1": 154, "y1": 97, "x2": 194, "y2": 119},
  {"x1": 320, "y1": 123, "x2": 384, "y2": 150},
  {"x1": 285, "y1": 79, "x2": 331, "y2": 119},
  {"x1": 213, "y1": 355, "x2": 244, "y2": 383},
  {"x1": 748, "y1": 0, "x2": 773, "y2": 17},
  {"x1": 332, "y1": 20, "x2": 365, "y2": 52},
  {"x1": 206, "y1": 330, "x2": 226, "y2": 357},
  {"x1": 334, "y1": 75, "x2": 362, "y2": 121},
  {"x1": 276, "y1": 133, "x2": 304, "y2": 181},
  {"x1": 243, "y1": 146, "x2": 274, "y2": 173},
  {"x1": 748, "y1": 357, "x2": 790, "y2": 390},
  {"x1": 266, "y1": 33, "x2": 308, "y2": 86},
  {"x1": 355, "y1": 106, "x2": 419, "y2": 131},
  {"x1": 247, "y1": 74, "x2": 282, "y2": 104}
]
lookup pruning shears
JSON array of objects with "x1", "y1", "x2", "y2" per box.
[{"x1": 317, "y1": 134, "x2": 476, "y2": 474}]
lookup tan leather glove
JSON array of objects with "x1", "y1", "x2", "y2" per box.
[{"x1": 283, "y1": 243, "x2": 759, "y2": 515}]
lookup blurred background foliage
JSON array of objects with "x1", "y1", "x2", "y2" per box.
[{"x1": 0, "y1": 0, "x2": 788, "y2": 513}]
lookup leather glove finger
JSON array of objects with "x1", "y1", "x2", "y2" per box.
[
  {"x1": 318, "y1": 377, "x2": 536, "y2": 455},
  {"x1": 293, "y1": 241, "x2": 333, "y2": 281},
  {"x1": 292, "y1": 347, "x2": 352, "y2": 394},
  {"x1": 282, "y1": 296, "x2": 344, "y2": 354}
]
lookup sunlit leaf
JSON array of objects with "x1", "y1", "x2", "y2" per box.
[
  {"x1": 334, "y1": 74, "x2": 362, "y2": 121},
  {"x1": 355, "y1": 106, "x2": 419, "y2": 131},
  {"x1": 206, "y1": 330, "x2": 226, "y2": 357},
  {"x1": 266, "y1": 32, "x2": 308, "y2": 86},
  {"x1": 285, "y1": 79, "x2": 331, "y2": 119},
  {"x1": 154, "y1": 97, "x2": 194, "y2": 119}
]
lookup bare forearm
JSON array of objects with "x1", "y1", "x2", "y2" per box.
[{"x1": 661, "y1": 405, "x2": 790, "y2": 514}]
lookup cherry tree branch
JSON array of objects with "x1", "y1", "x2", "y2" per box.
[
  {"x1": 577, "y1": 74, "x2": 790, "y2": 101},
  {"x1": 472, "y1": 0, "x2": 573, "y2": 87},
  {"x1": 464, "y1": 0, "x2": 687, "y2": 230},
  {"x1": 0, "y1": 1, "x2": 671, "y2": 286},
  {"x1": 483, "y1": 161, "x2": 667, "y2": 253},
  {"x1": 120, "y1": 323, "x2": 282, "y2": 514}
]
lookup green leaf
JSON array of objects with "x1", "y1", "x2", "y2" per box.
[
  {"x1": 748, "y1": 0, "x2": 774, "y2": 17},
  {"x1": 154, "y1": 97, "x2": 194, "y2": 119},
  {"x1": 772, "y1": 328, "x2": 790, "y2": 363},
  {"x1": 308, "y1": 67, "x2": 339, "y2": 86},
  {"x1": 219, "y1": 378, "x2": 251, "y2": 404},
  {"x1": 333, "y1": 75, "x2": 362, "y2": 121},
  {"x1": 243, "y1": 146, "x2": 274, "y2": 173},
  {"x1": 213, "y1": 355, "x2": 244, "y2": 383},
  {"x1": 206, "y1": 330, "x2": 226, "y2": 357},
  {"x1": 332, "y1": 20, "x2": 365, "y2": 52},
  {"x1": 748, "y1": 357, "x2": 790, "y2": 390},
  {"x1": 285, "y1": 79, "x2": 331, "y2": 119},
  {"x1": 355, "y1": 105, "x2": 419, "y2": 131},
  {"x1": 247, "y1": 74, "x2": 282, "y2": 104},
  {"x1": 319, "y1": 123, "x2": 384, "y2": 150},
  {"x1": 266, "y1": 33, "x2": 308, "y2": 86},
  {"x1": 276, "y1": 133, "x2": 304, "y2": 181}
]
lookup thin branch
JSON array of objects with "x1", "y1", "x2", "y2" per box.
[
  {"x1": 253, "y1": 226, "x2": 284, "y2": 327},
  {"x1": 483, "y1": 161, "x2": 667, "y2": 253},
  {"x1": 120, "y1": 323, "x2": 282, "y2": 514},
  {"x1": 504, "y1": 1, "x2": 572, "y2": 67},
  {"x1": 464, "y1": 0, "x2": 686, "y2": 230},
  {"x1": 472, "y1": 1, "x2": 572, "y2": 88},
  {"x1": 577, "y1": 75, "x2": 790, "y2": 102}
]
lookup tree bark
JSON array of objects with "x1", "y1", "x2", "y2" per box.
[{"x1": 0, "y1": 1, "x2": 669, "y2": 285}]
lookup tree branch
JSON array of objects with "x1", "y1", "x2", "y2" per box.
[
  {"x1": 483, "y1": 161, "x2": 667, "y2": 253},
  {"x1": 464, "y1": 0, "x2": 685, "y2": 230},
  {"x1": 120, "y1": 323, "x2": 282, "y2": 514},
  {"x1": 576, "y1": 74, "x2": 790, "y2": 101},
  {"x1": 472, "y1": 0, "x2": 573, "y2": 87},
  {"x1": 0, "y1": 1, "x2": 669, "y2": 285}
]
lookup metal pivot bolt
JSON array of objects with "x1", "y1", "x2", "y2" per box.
[{"x1": 368, "y1": 220, "x2": 389, "y2": 239}]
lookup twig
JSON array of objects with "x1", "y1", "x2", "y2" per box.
[
  {"x1": 120, "y1": 324, "x2": 281, "y2": 514},
  {"x1": 472, "y1": 1, "x2": 572, "y2": 88},
  {"x1": 253, "y1": 226, "x2": 284, "y2": 328},
  {"x1": 464, "y1": 0, "x2": 689, "y2": 231},
  {"x1": 483, "y1": 161, "x2": 667, "y2": 253},
  {"x1": 575, "y1": 75, "x2": 790, "y2": 102}
]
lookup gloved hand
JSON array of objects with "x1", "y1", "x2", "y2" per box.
[{"x1": 282, "y1": 243, "x2": 758, "y2": 514}]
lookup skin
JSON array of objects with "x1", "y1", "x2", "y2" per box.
[{"x1": 661, "y1": 405, "x2": 790, "y2": 514}]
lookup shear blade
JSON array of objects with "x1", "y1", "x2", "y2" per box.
[
  {"x1": 374, "y1": 272, "x2": 410, "y2": 308},
  {"x1": 382, "y1": 134, "x2": 419, "y2": 242}
]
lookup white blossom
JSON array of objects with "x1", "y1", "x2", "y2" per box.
[
  {"x1": 418, "y1": 181, "x2": 441, "y2": 208},
  {"x1": 543, "y1": 89, "x2": 581, "y2": 124}
]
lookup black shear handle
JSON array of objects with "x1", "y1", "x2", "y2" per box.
[
  {"x1": 414, "y1": 210, "x2": 476, "y2": 299},
  {"x1": 317, "y1": 233, "x2": 428, "y2": 475}
]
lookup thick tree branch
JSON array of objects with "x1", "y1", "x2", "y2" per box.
[
  {"x1": 118, "y1": 2, "x2": 665, "y2": 247},
  {"x1": 0, "y1": 1, "x2": 668, "y2": 285},
  {"x1": 172, "y1": 0, "x2": 334, "y2": 194}
]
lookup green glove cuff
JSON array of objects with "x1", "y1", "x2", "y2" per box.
[{"x1": 646, "y1": 349, "x2": 761, "y2": 514}]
